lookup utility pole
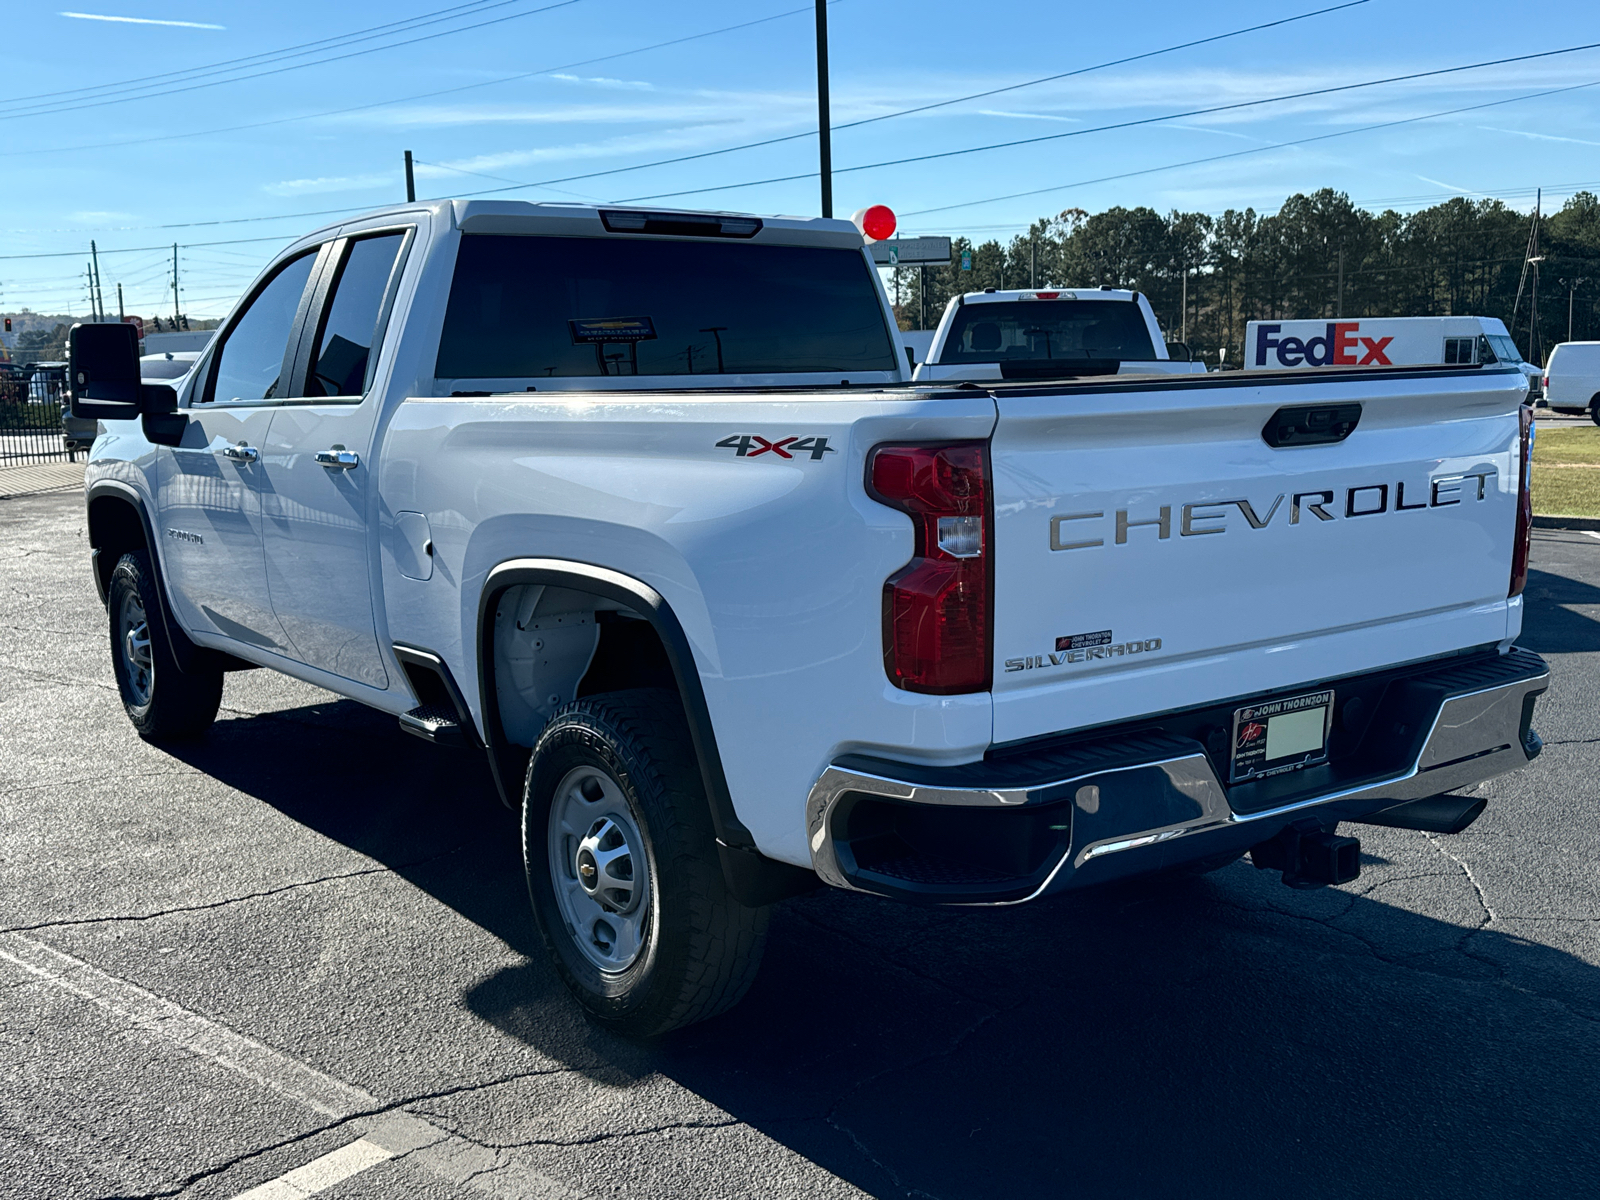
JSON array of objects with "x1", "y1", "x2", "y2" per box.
[
  {"x1": 1336, "y1": 244, "x2": 1345, "y2": 318},
  {"x1": 86, "y1": 264, "x2": 97, "y2": 321},
  {"x1": 1511, "y1": 189, "x2": 1541, "y2": 355},
  {"x1": 172, "y1": 243, "x2": 181, "y2": 324},
  {"x1": 1030, "y1": 237, "x2": 1037, "y2": 289},
  {"x1": 919, "y1": 265, "x2": 928, "y2": 330},
  {"x1": 1180, "y1": 263, "x2": 1188, "y2": 344},
  {"x1": 699, "y1": 326, "x2": 726, "y2": 373},
  {"x1": 404, "y1": 150, "x2": 416, "y2": 203},
  {"x1": 90, "y1": 241, "x2": 105, "y2": 321},
  {"x1": 814, "y1": 0, "x2": 832, "y2": 218},
  {"x1": 117, "y1": 282, "x2": 125, "y2": 323}
]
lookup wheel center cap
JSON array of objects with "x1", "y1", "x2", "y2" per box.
[{"x1": 576, "y1": 849, "x2": 599, "y2": 893}]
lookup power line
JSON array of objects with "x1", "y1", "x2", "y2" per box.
[
  {"x1": 0, "y1": 3, "x2": 824, "y2": 162},
  {"x1": 901, "y1": 80, "x2": 1600, "y2": 219},
  {"x1": 0, "y1": 0, "x2": 531, "y2": 109},
  {"x1": 605, "y1": 41, "x2": 1600, "y2": 204},
  {"x1": 406, "y1": 1, "x2": 1376, "y2": 203},
  {"x1": 2, "y1": 0, "x2": 586, "y2": 121}
]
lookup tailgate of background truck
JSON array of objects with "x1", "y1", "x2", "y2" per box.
[{"x1": 988, "y1": 366, "x2": 1526, "y2": 745}]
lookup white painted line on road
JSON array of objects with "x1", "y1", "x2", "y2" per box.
[
  {"x1": 0, "y1": 931, "x2": 376, "y2": 1118},
  {"x1": 0, "y1": 932, "x2": 577, "y2": 1199},
  {"x1": 229, "y1": 1137, "x2": 392, "y2": 1199},
  {"x1": 1586, "y1": 531, "x2": 1600, "y2": 541}
]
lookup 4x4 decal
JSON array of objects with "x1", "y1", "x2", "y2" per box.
[{"x1": 715, "y1": 434, "x2": 836, "y2": 461}]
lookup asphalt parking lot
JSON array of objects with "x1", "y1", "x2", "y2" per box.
[{"x1": 2, "y1": 490, "x2": 1597, "y2": 1200}]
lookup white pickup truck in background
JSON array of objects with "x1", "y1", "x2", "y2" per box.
[
  {"x1": 1245, "y1": 315, "x2": 1543, "y2": 398},
  {"x1": 912, "y1": 287, "x2": 1207, "y2": 382},
  {"x1": 71, "y1": 199, "x2": 1548, "y2": 1035}
]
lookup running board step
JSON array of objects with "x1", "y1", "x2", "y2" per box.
[{"x1": 400, "y1": 703, "x2": 472, "y2": 748}]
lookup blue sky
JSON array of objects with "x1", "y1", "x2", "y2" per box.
[{"x1": 2, "y1": 0, "x2": 1598, "y2": 319}]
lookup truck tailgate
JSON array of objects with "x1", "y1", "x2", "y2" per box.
[{"x1": 988, "y1": 368, "x2": 1525, "y2": 745}]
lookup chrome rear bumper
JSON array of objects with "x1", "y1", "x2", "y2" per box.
[{"x1": 807, "y1": 648, "x2": 1549, "y2": 905}]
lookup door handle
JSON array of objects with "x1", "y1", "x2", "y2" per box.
[
  {"x1": 221, "y1": 442, "x2": 258, "y2": 463},
  {"x1": 315, "y1": 448, "x2": 360, "y2": 470}
]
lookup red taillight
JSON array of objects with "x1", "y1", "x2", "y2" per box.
[
  {"x1": 869, "y1": 442, "x2": 992, "y2": 694},
  {"x1": 1510, "y1": 402, "x2": 1534, "y2": 597}
]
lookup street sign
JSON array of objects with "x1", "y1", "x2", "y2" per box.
[
  {"x1": 869, "y1": 236, "x2": 952, "y2": 268},
  {"x1": 960, "y1": 250, "x2": 971, "y2": 271}
]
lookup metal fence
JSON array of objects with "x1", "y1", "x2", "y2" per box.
[{"x1": 0, "y1": 365, "x2": 73, "y2": 465}]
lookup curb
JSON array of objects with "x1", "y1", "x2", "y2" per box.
[{"x1": 1533, "y1": 514, "x2": 1600, "y2": 532}]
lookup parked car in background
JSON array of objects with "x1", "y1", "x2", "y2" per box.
[
  {"x1": 1244, "y1": 316, "x2": 1540, "y2": 397},
  {"x1": 912, "y1": 288, "x2": 1207, "y2": 382},
  {"x1": 139, "y1": 350, "x2": 203, "y2": 381},
  {"x1": 1541, "y1": 341, "x2": 1600, "y2": 424}
]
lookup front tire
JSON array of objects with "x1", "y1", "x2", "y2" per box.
[
  {"x1": 523, "y1": 689, "x2": 768, "y2": 1036},
  {"x1": 107, "y1": 551, "x2": 223, "y2": 739}
]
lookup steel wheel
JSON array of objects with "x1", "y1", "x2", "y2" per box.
[
  {"x1": 118, "y1": 589, "x2": 153, "y2": 708},
  {"x1": 547, "y1": 764, "x2": 651, "y2": 973}
]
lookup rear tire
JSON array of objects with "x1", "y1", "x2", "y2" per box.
[
  {"x1": 107, "y1": 551, "x2": 223, "y2": 740},
  {"x1": 1590, "y1": 396, "x2": 1600, "y2": 427},
  {"x1": 523, "y1": 689, "x2": 768, "y2": 1036}
]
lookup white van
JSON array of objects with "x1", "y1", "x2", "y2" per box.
[
  {"x1": 1542, "y1": 341, "x2": 1600, "y2": 423},
  {"x1": 1244, "y1": 315, "x2": 1540, "y2": 397}
]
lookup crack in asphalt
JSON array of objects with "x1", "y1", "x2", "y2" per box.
[
  {"x1": 101, "y1": 1067, "x2": 580, "y2": 1200},
  {"x1": 0, "y1": 844, "x2": 468, "y2": 936},
  {"x1": 449, "y1": 1116, "x2": 744, "y2": 1158},
  {"x1": 0, "y1": 767, "x2": 191, "y2": 799}
]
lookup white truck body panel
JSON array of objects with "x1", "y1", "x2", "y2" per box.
[{"x1": 986, "y1": 371, "x2": 1523, "y2": 745}]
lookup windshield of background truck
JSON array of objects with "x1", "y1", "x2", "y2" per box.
[
  {"x1": 435, "y1": 234, "x2": 899, "y2": 378},
  {"x1": 938, "y1": 300, "x2": 1156, "y2": 364},
  {"x1": 1486, "y1": 334, "x2": 1523, "y2": 364}
]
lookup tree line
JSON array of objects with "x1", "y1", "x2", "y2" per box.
[{"x1": 888, "y1": 189, "x2": 1600, "y2": 367}]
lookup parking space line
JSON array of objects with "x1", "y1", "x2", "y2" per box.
[
  {"x1": 228, "y1": 1137, "x2": 392, "y2": 1199},
  {"x1": 1586, "y1": 531, "x2": 1600, "y2": 541},
  {"x1": 0, "y1": 932, "x2": 578, "y2": 1198}
]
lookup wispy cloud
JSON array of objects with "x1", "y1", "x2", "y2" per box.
[
  {"x1": 973, "y1": 109, "x2": 1080, "y2": 123},
  {"x1": 60, "y1": 11, "x2": 225, "y2": 29},
  {"x1": 263, "y1": 174, "x2": 393, "y2": 197},
  {"x1": 1478, "y1": 125, "x2": 1600, "y2": 147},
  {"x1": 549, "y1": 73, "x2": 654, "y2": 91}
]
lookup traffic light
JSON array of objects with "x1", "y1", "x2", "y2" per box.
[{"x1": 3, "y1": 318, "x2": 10, "y2": 333}]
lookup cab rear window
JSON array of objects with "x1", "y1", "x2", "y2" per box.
[
  {"x1": 939, "y1": 300, "x2": 1156, "y2": 364},
  {"x1": 435, "y1": 234, "x2": 898, "y2": 379}
]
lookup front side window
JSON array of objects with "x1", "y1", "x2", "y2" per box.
[
  {"x1": 435, "y1": 234, "x2": 898, "y2": 379},
  {"x1": 304, "y1": 233, "x2": 407, "y2": 398},
  {"x1": 938, "y1": 300, "x2": 1157, "y2": 364},
  {"x1": 208, "y1": 250, "x2": 318, "y2": 402},
  {"x1": 1486, "y1": 334, "x2": 1523, "y2": 364}
]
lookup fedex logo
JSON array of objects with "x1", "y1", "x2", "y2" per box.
[{"x1": 1254, "y1": 322, "x2": 1393, "y2": 368}]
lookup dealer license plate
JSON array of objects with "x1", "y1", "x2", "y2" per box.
[{"x1": 1230, "y1": 689, "x2": 1334, "y2": 783}]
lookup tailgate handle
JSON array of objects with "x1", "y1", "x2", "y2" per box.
[{"x1": 1262, "y1": 403, "x2": 1362, "y2": 448}]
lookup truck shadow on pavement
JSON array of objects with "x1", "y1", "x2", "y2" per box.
[
  {"x1": 1516, "y1": 566, "x2": 1600, "y2": 653},
  {"x1": 161, "y1": 697, "x2": 1600, "y2": 1200}
]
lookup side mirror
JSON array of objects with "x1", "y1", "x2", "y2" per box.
[
  {"x1": 68, "y1": 322, "x2": 142, "y2": 419},
  {"x1": 1165, "y1": 341, "x2": 1194, "y2": 362}
]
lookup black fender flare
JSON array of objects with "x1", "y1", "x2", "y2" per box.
[
  {"x1": 85, "y1": 480, "x2": 250, "y2": 676},
  {"x1": 477, "y1": 558, "x2": 816, "y2": 906}
]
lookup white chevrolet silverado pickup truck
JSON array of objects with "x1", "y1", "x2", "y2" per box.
[
  {"x1": 70, "y1": 200, "x2": 1549, "y2": 1036},
  {"x1": 912, "y1": 286, "x2": 1208, "y2": 382}
]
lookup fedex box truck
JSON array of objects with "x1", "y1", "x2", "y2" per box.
[{"x1": 1244, "y1": 316, "x2": 1539, "y2": 397}]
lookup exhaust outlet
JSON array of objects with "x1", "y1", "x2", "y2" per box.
[{"x1": 1251, "y1": 821, "x2": 1361, "y2": 889}]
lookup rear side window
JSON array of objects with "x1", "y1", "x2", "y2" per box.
[
  {"x1": 435, "y1": 235, "x2": 898, "y2": 379},
  {"x1": 304, "y1": 233, "x2": 406, "y2": 398},
  {"x1": 939, "y1": 300, "x2": 1156, "y2": 364},
  {"x1": 1444, "y1": 337, "x2": 1475, "y2": 364}
]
